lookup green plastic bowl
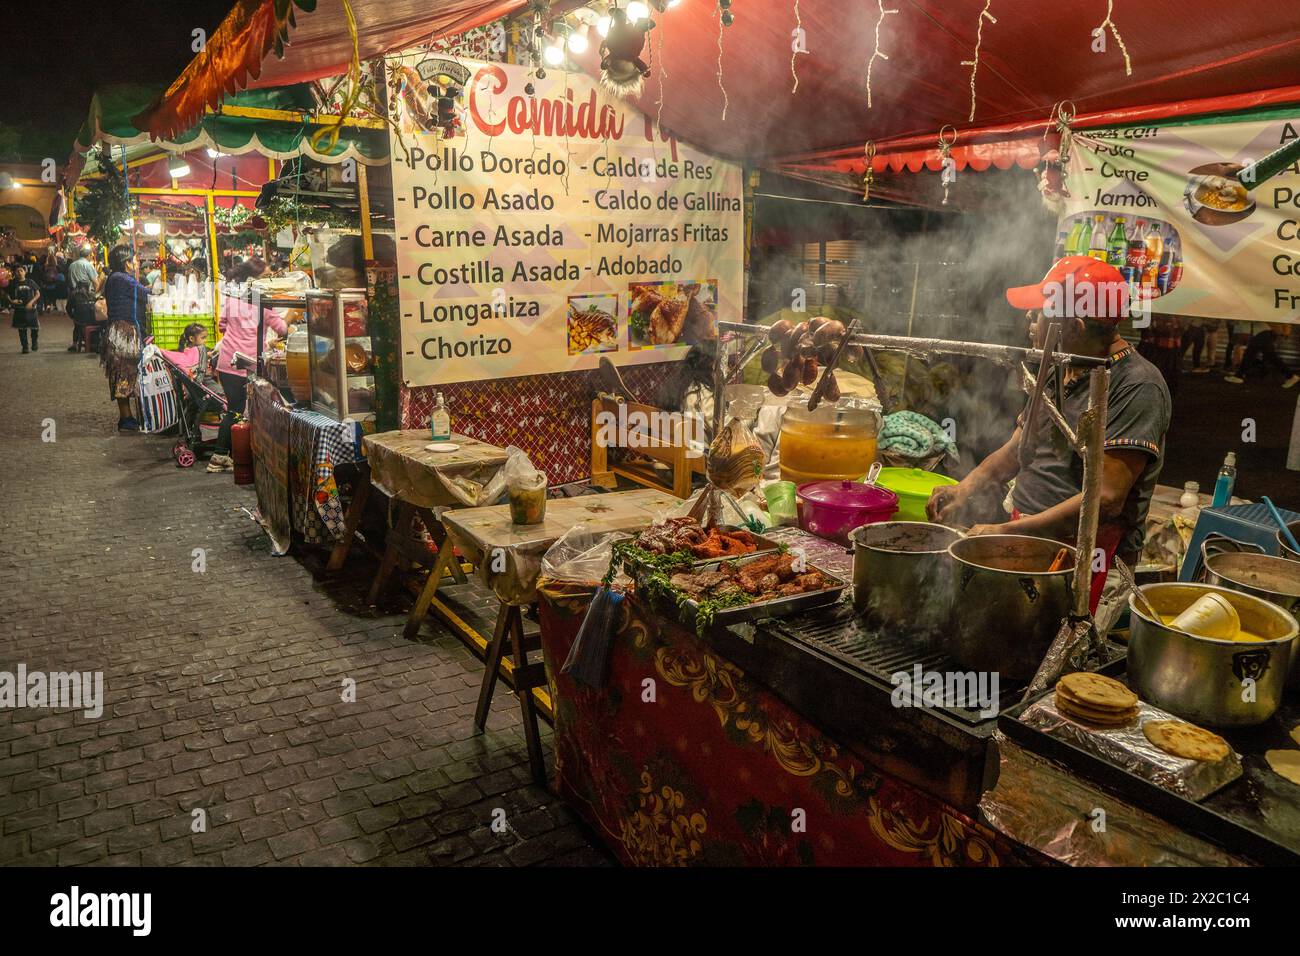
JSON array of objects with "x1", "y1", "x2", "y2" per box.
[{"x1": 874, "y1": 467, "x2": 957, "y2": 522}]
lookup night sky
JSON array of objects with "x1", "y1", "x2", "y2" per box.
[{"x1": 0, "y1": 0, "x2": 234, "y2": 162}]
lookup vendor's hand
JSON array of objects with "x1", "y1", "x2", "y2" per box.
[
  {"x1": 926, "y1": 481, "x2": 970, "y2": 523},
  {"x1": 966, "y1": 523, "x2": 1003, "y2": 537}
]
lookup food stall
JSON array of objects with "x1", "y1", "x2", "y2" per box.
[{"x1": 109, "y1": 0, "x2": 1300, "y2": 867}]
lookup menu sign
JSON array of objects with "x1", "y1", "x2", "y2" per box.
[
  {"x1": 385, "y1": 55, "x2": 744, "y2": 387},
  {"x1": 1060, "y1": 118, "x2": 1300, "y2": 323}
]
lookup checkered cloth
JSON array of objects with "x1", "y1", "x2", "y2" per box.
[{"x1": 289, "y1": 410, "x2": 362, "y2": 545}]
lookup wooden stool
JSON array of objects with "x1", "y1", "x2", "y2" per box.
[{"x1": 474, "y1": 604, "x2": 547, "y2": 786}]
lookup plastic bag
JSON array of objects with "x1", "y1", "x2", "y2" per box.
[
  {"x1": 540, "y1": 523, "x2": 630, "y2": 588},
  {"x1": 502, "y1": 446, "x2": 547, "y2": 524},
  {"x1": 705, "y1": 415, "x2": 764, "y2": 496}
]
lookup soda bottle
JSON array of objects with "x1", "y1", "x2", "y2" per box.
[
  {"x1": 1053, "y1": 230, "x2": 1069, "y2": 260},
  {"x1": 1071, "y1": 217, "x2": 1092, "y2": 257},
  {"x1": 1156, "y1": 249, "x2": 1176, "y2": 293},
  {"x1": 1126, "y1": 218, "x2": 1147, "y2": 273},
  {"x1": 1142, "y1": 222, "x2": 1164, "y2": 288},
  {"x1": 1088, "y1": 214, "x2": 1109, "y2": 261},
  {"x1": 1106, "y1": 216, "x2": 1128, "y2": 267},
  {"x1": 1170, "y1": 259, "x2": 1184, "y2": 288}
]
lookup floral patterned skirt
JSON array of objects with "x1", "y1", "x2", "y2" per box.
[{"x1": 101, "y1": 320, "x2": 141, "y2": 401}]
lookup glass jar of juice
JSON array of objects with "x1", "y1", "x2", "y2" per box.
[
  {"x1": 779, "y1": 396, "x2": 881, "y2": 485},
  {"x1": 285, "y1": 329, "x2": 311, "y2": 402}
]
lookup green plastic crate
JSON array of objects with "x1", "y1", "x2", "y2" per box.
[{"x1": 150, "y1": 313, "x2": 216, "y2": 349}]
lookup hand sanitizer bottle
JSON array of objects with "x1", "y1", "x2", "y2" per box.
[
  {"x1": 430, "y1": 392, "x2": 451, "y2": 442},
  {"x1": 1211, "y1": 452, "x2": 1236, "y2": 508}
]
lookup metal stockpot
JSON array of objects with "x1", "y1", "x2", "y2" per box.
[
  {"x1": 1128, "y1": 583, "x2": 1297, "y2": 727},
  {"x1": 1277, "y1": 520, "x2": 1300, "y2": 562},
  {"x1": 946, "y1": 535, "x2": 1076, "y2": 681},
  {"x1": 850, "y1": 522, "x2": 963, "y2": 638},
  {"x1": 1200, "y1": 537, "x2": 1300, "y2": 685}
]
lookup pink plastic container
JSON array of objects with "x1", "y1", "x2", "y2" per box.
[{"x1": 797, "y1": 480, "x2": 899, "y2": 545}]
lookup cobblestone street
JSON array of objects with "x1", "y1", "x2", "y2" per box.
[{"x1": 0, "y1": 312, "x2": 608, "y2": 867}]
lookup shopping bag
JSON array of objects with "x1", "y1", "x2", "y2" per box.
[{"x1": 137, "y1": 345, "x2": 178, "y2": 434}]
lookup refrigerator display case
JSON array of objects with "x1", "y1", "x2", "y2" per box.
[{"x1": 304, "y1": 288, "x2": 375, "y2": 426}]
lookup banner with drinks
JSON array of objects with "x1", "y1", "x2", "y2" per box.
[
  {"x1": 1059, "y1": 116, "x2": 1300, "y2": 324},
  {"x1": 385, "y1": 54, "x2": 745, "y2": 387}
]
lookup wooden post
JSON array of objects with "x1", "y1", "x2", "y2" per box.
[{"x1": 357, "y1": 162, "x2": 373, "y2": 261}]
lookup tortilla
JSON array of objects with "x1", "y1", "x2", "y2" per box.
[
  {"x1": 1056, "y1": 672, "x2": 1138, "y2": 711},
  {"x1": 1143, "y1": 720, "x2": 1231, "y2": 762},
  {"x1": 1265, "y1": 749, "x2": 1300, "y2": 786}
]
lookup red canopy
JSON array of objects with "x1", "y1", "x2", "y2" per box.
[{"x1": 138, "y1": 0, "x2": 1300, "y2": 163}]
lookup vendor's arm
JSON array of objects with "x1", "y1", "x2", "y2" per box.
[
  {"x1": 973, "y1": 448, "x2": 1148, "y2": 538},
  {"x1": 926, "y1": 427, "x2": 1023, "y2": 521}
]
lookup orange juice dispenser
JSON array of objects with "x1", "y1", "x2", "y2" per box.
[{"x1": 779, "y1": 396, "x2": 882, "y2": 485}]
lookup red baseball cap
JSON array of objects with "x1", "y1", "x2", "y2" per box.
[{"x1": 1006, "y1": 255, "x2": 1130, "y2": 321}]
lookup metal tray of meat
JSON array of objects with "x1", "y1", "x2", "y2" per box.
[
  {"x1": 638, "y1": 551, "x2": 849, "y2": 630},
  {"x1": 626, "y1": 523, "x2": 786, "y2": 570}
]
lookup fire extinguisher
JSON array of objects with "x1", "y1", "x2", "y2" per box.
[{"x1": 231, "y1": 420, "x2": 253, "y2": 485}]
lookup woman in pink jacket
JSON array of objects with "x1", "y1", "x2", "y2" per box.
[{"x1": 208, "y1": 257, "x2": 285, "y2": 473}]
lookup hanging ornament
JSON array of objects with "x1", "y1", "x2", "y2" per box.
[
  {"x1": 599, "y1": 8, "x2": 654, "y2": 96},
  {"x1": 938, "y1": 126, "x2": 956, "y2": 206},
  {"x1": 862, "y1": 141, "x2": 876, "y2": 203},
  {"x1": 1036, "y1": 102, "x2": 1074, "y2": 215}
]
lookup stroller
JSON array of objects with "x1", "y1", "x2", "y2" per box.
[{"x1": 153, "y1": 345, "x2": 228, "y2": 467}]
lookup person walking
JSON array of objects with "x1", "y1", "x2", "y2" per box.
[
  {"x1": 101, "y1": 246, "x2": 151, "y2": 431},
  {"x1": 208, "y1": 257, "x2": 284, "y2": 472},
  {"x1": 8, "y1": 265, "x2": 41, "y2": 352},
  {"x1": 1225, "y1": 323, "x2": 1300, "y2": 388},
  {"x1": 66, "y1": 246, "x2": 101, "y2": 351}
]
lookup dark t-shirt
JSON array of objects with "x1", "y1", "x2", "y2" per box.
[
  {"x1": 1012, "y1": 345, "x2": 1171, "y2": 561},
  {"x1": 8, "y1": 278, "x2": 38, "y2": 316}
]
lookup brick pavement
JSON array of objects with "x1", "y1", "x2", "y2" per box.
[{"x1": 0, "y1": 312, "x2": 611, "y2": 867}]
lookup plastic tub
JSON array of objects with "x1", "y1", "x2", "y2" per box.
[
  {"x1": 874, "y1": 467, "x2": 957, "y2": 522},
  {"x1": 797, "y1": 480, "x2": 898, "y2": 545}
]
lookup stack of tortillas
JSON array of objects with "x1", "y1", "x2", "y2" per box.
[
  {"x1": 1054, "y1": 672, "x2": 1138, "y2": 727},
  {"x1": 1143, "y1": 720, "x2": 1231, "y2": 763}
]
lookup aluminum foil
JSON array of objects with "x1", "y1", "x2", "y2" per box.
[
  {"x1": 1019, "y1": 694, "x2": 1242, "y2": 801},
  {"x1": 979, "y1": 733, "x2": 1247, "y2": 866}
]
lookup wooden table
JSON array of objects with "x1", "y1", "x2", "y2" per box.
[
  {"x1": 348, "y1": 431, "x2": 511, "y2": 640},
  {"x1": 440, "y1": 488, "x2": 681, "y2": 784}
]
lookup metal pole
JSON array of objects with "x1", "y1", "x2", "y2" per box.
[{"x1": 1072, "y1": 366, "x2": 1109, "y2": 618}]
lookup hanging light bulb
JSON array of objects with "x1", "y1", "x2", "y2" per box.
[
  {"x1": 543, "y1": 39, "x2": 565, "y2": 66},
  {"x1": 206, "y1": 148, "x2": 226, "y2": 158},
  {"x1": 167, "y1": 154, "x2": 191, "y2": 179},
  {"x1": 667, "y1": 0, "x2": 681, "y2": 6},
  {"x1": 143, "y1": 221, "x2": 162, "y2": 237},
  {"x1": 121, "y1": 217, "x2": 135, "y2": 230},
  {"x1": 627, "y1": 1, "x2": 649, "y2": 22},
  {"x1": 596, "y1": 14, "x2": 612, "y2": 37},
  {"x1": 567, "y1": 24, "x2": 590, "y2": 54}
]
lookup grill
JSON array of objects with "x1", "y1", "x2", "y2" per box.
[{"x1": 764, "y1": 601, "x2": 1124, "y2": 725}]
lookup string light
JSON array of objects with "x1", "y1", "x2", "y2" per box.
[
  {"x1": 1096, "y1": 0, "x2": 1132, "y2": 76},
  {"x1": 716, "y1": 7, "x2": 729, "y2": 121},
  {"x1": 790, "y1": 0, "x2": 804, "y2": 95},
  {"x1": 865, "y1": 0, "x2": 898, "y2": 109},
  {"x1": 960, "y1": 0, "x2": 997, "y2": 122}
]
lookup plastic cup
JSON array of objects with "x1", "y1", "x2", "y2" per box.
[
  {"x1": 1171, "y1": 592, "x2": 1241, "y2": 640},
  {"x1": 764, "y1": 481, "x2": 799, "y2": 526}
]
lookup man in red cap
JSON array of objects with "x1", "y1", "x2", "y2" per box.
[{"x1": 928, "y1": 256, "x2": 1171, "y2": 612}]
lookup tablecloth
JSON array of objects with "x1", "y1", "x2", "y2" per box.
[
  {"x1": 362, "y1": 430, "x2": 509, "y2": 509},
  {"x1": 441, "y1": 488, "x2": 681, "y2": 606},
  {"x1": 288, "y1": 409, "x2": 362, "y2": 546},
  {"x1": 536, "y1": 581, "x2": 1041, "y2": 866}
]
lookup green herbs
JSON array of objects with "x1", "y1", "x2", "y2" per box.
[
  {"x1": 629, "y1": 308, "x2": 650, "y2": 343},
  {"x1": 608, "y1": 540, "x2": 754, "y2": 637}
]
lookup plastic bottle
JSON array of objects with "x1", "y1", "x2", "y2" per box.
[
  {"x1": 1211, "y1": 452, "x2": 1236, "y2": 508},
  {"x1": 1074, "y1": 217, "x2": 1093, "y2": 258},
  {"x1": 1142, "y1": 222, "x2": 1164, "y2": 289},
  {"x1": 1065, "y1": 219, "x2": 1087, "y2": 257},
  {"x1": 1088, "y1": 215, "x2": 1109, "y2": 261},
  {"x1": 430, "y1": 392, "x2": 451, "y2": 442},
  {"x1": 1106, "y1": 217, "x2": 1128, "y2": 267}
]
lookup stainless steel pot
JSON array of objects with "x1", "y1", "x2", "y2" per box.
[
  {"x1": 1128, "y1": 582, "x2": 1297, "y2": 727},
  {"x1": 850, "y1": 522, "x2": 963, "y2": 638},
  {"x1": 1277, "y1": 520, "x2": 1300, "y2": 562},
  {"x1": 946, "y1": 535, "x2": 1076, "y2": 681},
  {"x1": 1200, "y1": 537, "x2": 1300, "y2": 686}
]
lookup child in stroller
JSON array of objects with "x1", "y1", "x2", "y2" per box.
[{"x1": 157, "y1": 323, "x2": 228, "y2": 468}]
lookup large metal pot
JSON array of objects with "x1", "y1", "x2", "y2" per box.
[
  {"x1": 1128, "y1": 583, "x2": 1297, "y2": 727},
  {"x1": 1277, "y1": 520, "x2": 1300, "y2": 562},
  {"x1": 1201, "y1": 537, "x2": 1300, "y2": 686},
  {"x1": 947, "y1": 535, "x2": 1076, "y2": 681},
  {"x1": 851, "y1": 521, "x2": 963, "y2": 638}
]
